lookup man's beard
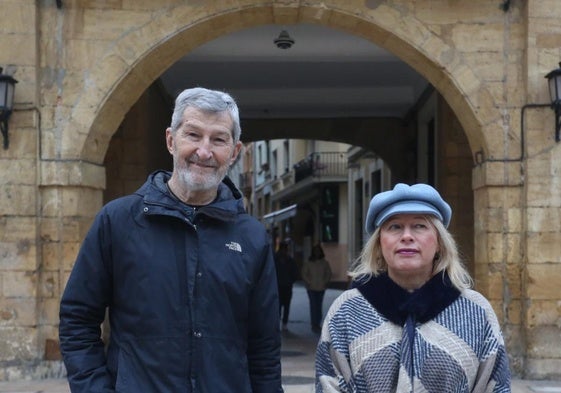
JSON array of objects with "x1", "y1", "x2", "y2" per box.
[{"x1": 174, "y1": 155, "x2": 229, "y2": 192}]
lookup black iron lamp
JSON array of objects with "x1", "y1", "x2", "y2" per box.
[
  {"x1": 545, "y1": 62, "x2": 561, "y2": 142},
  {"x1": 0, "y1": 67, "x2": 18, "y2": 149}
]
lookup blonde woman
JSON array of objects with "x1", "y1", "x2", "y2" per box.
[{"x1": 315, "y1": 183, "x2": 510, "y2": 393}]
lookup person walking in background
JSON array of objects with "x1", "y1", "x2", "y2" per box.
[
  {"x1": 302, "y1": 243, "x2": 332, "y2": 333},
  {"x1": 274, "y1": 240, "x2": 299, "y2": 331},
  {"x1": 59, "y1": 87, "x2": 283, "y2": 393},
  {"x1": 315, "y1": 183, "x2": 510, "y2": 392}
]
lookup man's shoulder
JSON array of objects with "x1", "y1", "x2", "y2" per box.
[
  {"x1": 234, "y1": 210, "x2": 266, "y2": 229},
  {"x1": 103, "y1": 192, "x2": 142, "y2": 211}
]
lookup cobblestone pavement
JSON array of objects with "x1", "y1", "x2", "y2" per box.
[
  {"x1": 1, "y1": 284, "x2": 560, "y2": 393},
  {"x1": 1, "y1": 378, "x2": 561, "y2": 393}
]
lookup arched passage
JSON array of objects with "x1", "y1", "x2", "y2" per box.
[
  {"x1": 88, "y1": 0, "x2": 481, "y2": 347},
  {"x1": 27, "y1": 0, "x2": 534, "y2": 378},
  {"x1": 64, "y1": 2, "x2": 486, "y2": 283},
  {"x1": 59, "y1": 0, "x2": 485, "y2": 317}
]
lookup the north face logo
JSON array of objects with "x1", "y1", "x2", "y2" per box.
[{"x1": 225, "y1": 241, "x2": 242, "y2": 252}]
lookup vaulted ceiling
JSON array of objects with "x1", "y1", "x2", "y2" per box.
[{"x1": 160, "y1": 24, "x2": 429, "y2": 121}]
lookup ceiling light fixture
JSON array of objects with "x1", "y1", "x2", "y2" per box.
[{"x1": 274, "y1": 30, "x2": 295, "y2": 49}]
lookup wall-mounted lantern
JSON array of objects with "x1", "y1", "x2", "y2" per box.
[
  {"x1": 545, "y1": 62, "x2": 561, "y2": 142},
  {"x1": 0, "y1": 67, "x2": 18, "y2": 149}
]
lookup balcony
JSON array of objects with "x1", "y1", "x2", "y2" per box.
[
  {"x1": 238, "y1": 171, "x2": 253, "y2": 197},
  {"x1": 294, "y1": 152, "x2": 347, "y2": 183}
]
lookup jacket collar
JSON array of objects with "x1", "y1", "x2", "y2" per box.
[
  {"x1": 353, "y1": 271, "x2": 460, "y2": 326},
  {"x1": 137, "y1": 170, "x2": 246, "y2": 220}
]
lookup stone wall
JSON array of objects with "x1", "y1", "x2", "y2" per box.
[{"x1": 104, "y1": 81, "x2": 172, "y2": 203}]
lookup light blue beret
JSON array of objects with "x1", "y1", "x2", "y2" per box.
[{"x1": 365, "y1": 183, "x2": 452, "y2": 235}]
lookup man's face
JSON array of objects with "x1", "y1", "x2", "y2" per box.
[{"x1": 166, "y1": 106, "x2": 242, "y2": 192}]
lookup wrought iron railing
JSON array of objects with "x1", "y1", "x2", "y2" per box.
[{"x1": 294, "y1": 152, "x2": 347, "y2": 182}]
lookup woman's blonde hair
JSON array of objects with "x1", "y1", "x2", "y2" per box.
[{"x1": 349, "y1": 215, "x2": 473, "y2": 291}]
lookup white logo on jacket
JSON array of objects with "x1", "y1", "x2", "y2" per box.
[{"x1": 225, "y1": 241, "x2": 242, "y2": 252}]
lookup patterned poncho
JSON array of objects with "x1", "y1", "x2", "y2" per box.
[{"x1": 315, "y1": 272, "x2": 510, "y2": 392}]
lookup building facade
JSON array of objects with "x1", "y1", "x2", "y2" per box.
[
  {"x1": 0, "y1": 0, "x2": 560, "y2": 380},
  {"x1": 255, "y1": 139, "x2": 351, "y2": 285}
]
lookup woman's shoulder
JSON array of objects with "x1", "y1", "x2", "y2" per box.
[
  {"x1": 458, "y1": 289, "x2": 503, "y2": 332},
  {"x1": 460, "y1": 288, "x2": 492, "y2": 308},
  {"x1": 326, "y1": 288, "x2": 367, "y2": 315},
  {"x1": 324, "y1": 288, "x2": 389, "y2": 337}
]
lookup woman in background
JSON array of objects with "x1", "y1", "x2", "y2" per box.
[{"x1": 301, "y1": 243, "x2": 332, "y2": 333}]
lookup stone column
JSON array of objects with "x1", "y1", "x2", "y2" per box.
[
  {"x1": 472, "y1": 160, "x2": 525, "y2": 375},
  {"x1": 38, "y1": 161, "x2": 105, "y2": 367}
]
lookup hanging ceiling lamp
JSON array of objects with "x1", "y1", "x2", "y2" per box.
[{"x1": 274, "y1": 30, "x2": 295, "y2": 49}]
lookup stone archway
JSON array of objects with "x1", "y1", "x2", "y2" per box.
[
  {"x1": 60, "y1": 0, "x2": 493, "y2": 295},
  {"x1": 40, "y1": 0, "x2": 525, "y2": 377}
]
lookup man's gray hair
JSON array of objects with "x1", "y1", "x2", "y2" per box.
[{"x1": 170, "y1": 87, "x2": 241, "y2": 143}]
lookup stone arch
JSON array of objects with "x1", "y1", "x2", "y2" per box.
[
  {"x1": 30, "y1": 1, "x2": 532, "y2": 377},
  {"x1": 59, "y1": 2, "x2": 493, "y2": 167}
]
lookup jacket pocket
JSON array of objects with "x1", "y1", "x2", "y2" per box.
[{"x1": 114, "y1": 336, "x2": 189, "y2": 392}]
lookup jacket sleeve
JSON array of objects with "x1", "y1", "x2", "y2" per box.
[
  {"x1": 483, "y1": 322, "x2": 511, "y2": 392},
  {"x1": 246, "y1": 241, "x2": 283, "y2": 393},
  {"x1": 488, "y1": 346, "x2": 511, "y2": 392},
  {"x1": 59, "y1": 210, "x2": 115, "y2": 393},
  {"x1": 470, "y1": 293, "x2": 511, "y2": 393},
  {"x1": 315, "y1": 315, "x2": 351, "y2": 393}
]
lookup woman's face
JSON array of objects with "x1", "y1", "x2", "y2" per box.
[{"x1": 379, "y1": 214, "x2": 439, "y2": 288}]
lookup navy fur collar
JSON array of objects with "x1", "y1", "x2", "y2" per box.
[{"x1": 353, "y1": 272, "x2": 460, "y2": 326}]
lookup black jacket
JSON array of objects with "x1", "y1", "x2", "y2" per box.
[
  {"x1": 274, "y1": 251, "x2": 298, "y2": 287},
  {"x1": 59, "y1": 170, "x2": 283, "y2": 393}
]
